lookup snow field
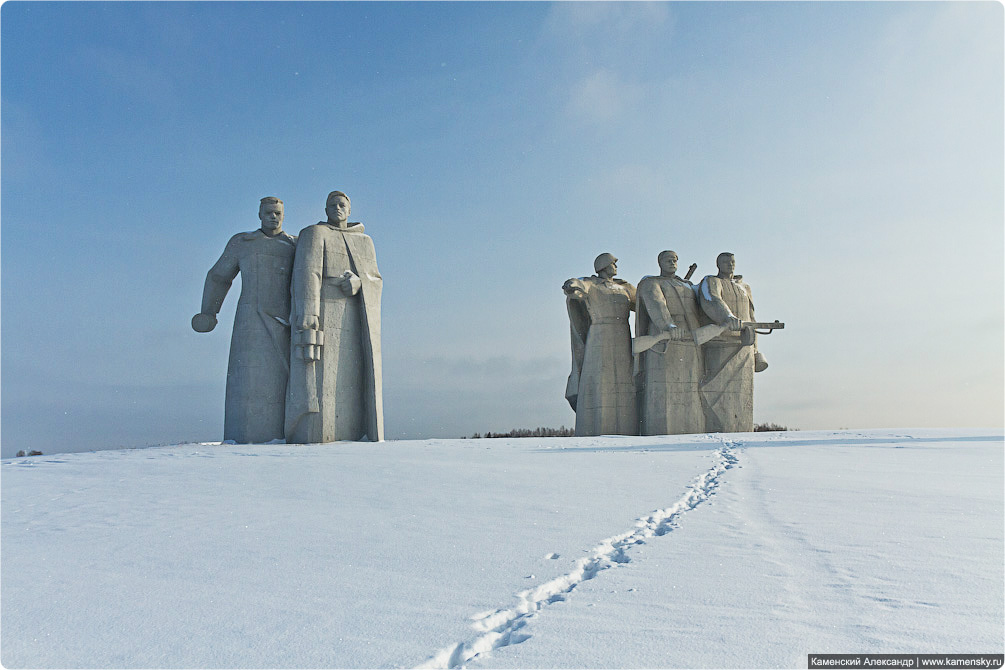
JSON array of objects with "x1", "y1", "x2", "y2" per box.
[
  {"x1": 476, "y1": 430, "x2": 1004, "y2": 668},
  {"x1": 2, "y1": 429, "x2": 1001, "y2": 669},
  {"x1": 2, "y1": 434, "x2": 723, "y2": 668},
  {"x1": 418, "y1": 438, "x2": 740, "y2": 668}
]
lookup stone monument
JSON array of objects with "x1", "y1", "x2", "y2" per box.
[
  {"x1": 285, "y1": 191, "x2": 384, "y2": 443},
  {"x1": 634, "y1": 250, "x2": 705, "y2": 435},
  {"x1": 696, "y1": 252, "x2": 770, "y2": 433},
  {"x1": 563, "y1": 253, "x2": 638, "y2": 436},
  {"x1": 192, "y1": 197, "x2": 297, "y2": 443}
]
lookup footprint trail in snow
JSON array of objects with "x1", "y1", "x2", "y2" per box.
[{"x1": 416, "y1": 439, "x2": 741, "y2": 669}]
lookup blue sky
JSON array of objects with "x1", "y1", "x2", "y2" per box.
[{"x1": 2, "y1": 1, "x2": 1002, "y2": 456}]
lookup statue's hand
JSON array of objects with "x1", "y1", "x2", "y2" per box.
[
  {"x1": 668, "y1": 327, "x2": 687, "y2": 342},
  {"x1": 192, "y1": 313, "x2": 217, "y2": 333},
  {"x1": 726, "y1": 316, "x2": 742, "y2": 331},
  {"x1": 297, "y1": 316, "x2": 323, "y2": 361},
  {"x1": 338, "y1": 271, "x2": 362, "y2": 296},
  {"x1": 563, "y1": 278, "x2": 585, "y2": 297}
]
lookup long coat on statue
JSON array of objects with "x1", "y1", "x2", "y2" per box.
[
  {"x1": 635, "y1": 275, "x2": 705, "y2": 436},
  {"x1": 697, "y1": 275, "x2": 756, "y2": 433},
  {"x1": 564, "y1": 276, "x2": 638, "y2": 436},
  {"x1": 286, "y1": 221, "x2": 383, "y2": 443},
  {"x1": 200, "y1": 229, "x2": 297, "y2": 443}
]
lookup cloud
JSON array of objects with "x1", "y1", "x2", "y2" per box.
[
  {"x1": 565, "y1": 68, "x2": 643, "y2": 125},
  {"x1": 533, "y1": 4, "x2": 675, "y2": 127},
  {"x1": 542, "y1": 2, "x2": 672, "y2": 46},
  {"x1": 537, "y1": 1, "x2": 674, "y2": 83}
]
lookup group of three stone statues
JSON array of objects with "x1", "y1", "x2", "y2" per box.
[
  {"x1": 563, "y1": 250, "x2": 782, "y2": 437},
  {"x1": 194, "y1": 193, "x2": 780, "y2": 444}
]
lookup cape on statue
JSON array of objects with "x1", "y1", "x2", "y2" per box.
[{"x1": 285, "y1": 221, "x2": 383, "y2": 443}]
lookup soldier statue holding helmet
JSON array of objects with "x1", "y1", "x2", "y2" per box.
[{"x1": 562, "y1": 252, "x2": 638, "y2": 436}]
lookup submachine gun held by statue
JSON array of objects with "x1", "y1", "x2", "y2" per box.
[{"x1": 634, "y1": 320, "x2": 785, "y2": 355}]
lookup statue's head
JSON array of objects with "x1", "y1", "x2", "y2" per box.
[
  {"x1": 716, "y1": 252, "x2": 736, "y2": 275},
  {"x1": 657, "y1": 250, "x2": 678, "y2": 276},
  {"x1": 594, "y1": 252, "x2": 618, "y2": 279},
  {"x1": 325, "y1": 191, "x2": 351, "y2": 227},
  {"x1": 259, "y1": 196, "x2": 284, "y2": 234}
]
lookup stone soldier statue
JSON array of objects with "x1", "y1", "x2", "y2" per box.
[
  {"x1": 697, "y1": 252, "x2": 767, "y2": 432},
  {"x1": 563, "y1": 252, "x2": 638, "y2": 436},
  {"x1": 635, "y1": 250, "x2": 705, "y2": 435},
  {"x1": 192, "y1": 196, "x2": 297, "y2": 443},
  {"x1": 286, "y1": 191, "x2": 383, "y2": 443}
]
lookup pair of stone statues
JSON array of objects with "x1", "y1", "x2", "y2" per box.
[
  {"x1": 193, "y1": 191, "x2": 383, "y2": 444},
  {"x1": 563, "y1": 251, "x2": 782, "y2": 437}
]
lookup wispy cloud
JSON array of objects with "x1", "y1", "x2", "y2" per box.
[
  {"x1": 541, "y1": 2, "x2": 672, "y2": 50},
  {"x1": 565, "y1": 68, "x2": 643, "y2": 125},
  {"x1": 536, "y1": 2, "x2": 674, "y2": 126}
]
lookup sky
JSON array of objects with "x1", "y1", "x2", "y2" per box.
[{"x1": 2, "y1": 1, "x2": 1002, "y2": 457}]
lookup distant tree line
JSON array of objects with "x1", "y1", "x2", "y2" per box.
[
  {"x1": 14, "y1": 450, "x2": 43, "y2": 457},
  {"x1": 463, "y1": 424, "x2": 793, "y2": 438},
  {"x1": 465, "y1": 426, "x2": 576, "y2": 439},
  {"x1": 753, "y1": 423, "x2": 795, "y2": 432}
]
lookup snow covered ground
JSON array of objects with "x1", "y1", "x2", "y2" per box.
[{"x1": 2, "y1": 428, "x2": 1001, "y2": 668}]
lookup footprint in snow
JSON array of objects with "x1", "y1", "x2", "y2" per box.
[{"x1": 544, "y1": 552, "x2": 560, "y2": 560}]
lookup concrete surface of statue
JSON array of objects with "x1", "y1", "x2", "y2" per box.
[
  {"x1": 696, "y1": 252, "x2": 764, "y2": 433},
  {"x1": 286, "y1": 191, "x2": 383, "y2": 443},
  {"x1": 634, "y1": 251, "x2": 705, "y2": 435},
  {"x1": 192, "y1": 197, "x2": 297, "y2": 443},
  {"x1": 563, "y1": 253, "x2": 638, "y2": 436}
]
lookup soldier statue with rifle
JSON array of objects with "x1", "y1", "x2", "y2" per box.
[
  {"x1": 634, "y1": 250, "x2": 706, "y2": 435},
  {"x1": 695, "y1": 252, "x2": 783, "y2": 432}
]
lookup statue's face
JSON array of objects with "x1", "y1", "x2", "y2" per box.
[
  {"x1": 658, "y1": 253, "x2": 678, "y2": 275},
  {"x1": 717, "y1": 254, "x2": 736, "y2": 275},
  {"x1": 259, "y1": 202, "x2": 284, "y2": 233},
  {"x1": 326, "y1": 195, "x2": 351, "y2": 224},
  {"x1": 599, "y1": 262, "x2": 618, "y2": 279}
]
